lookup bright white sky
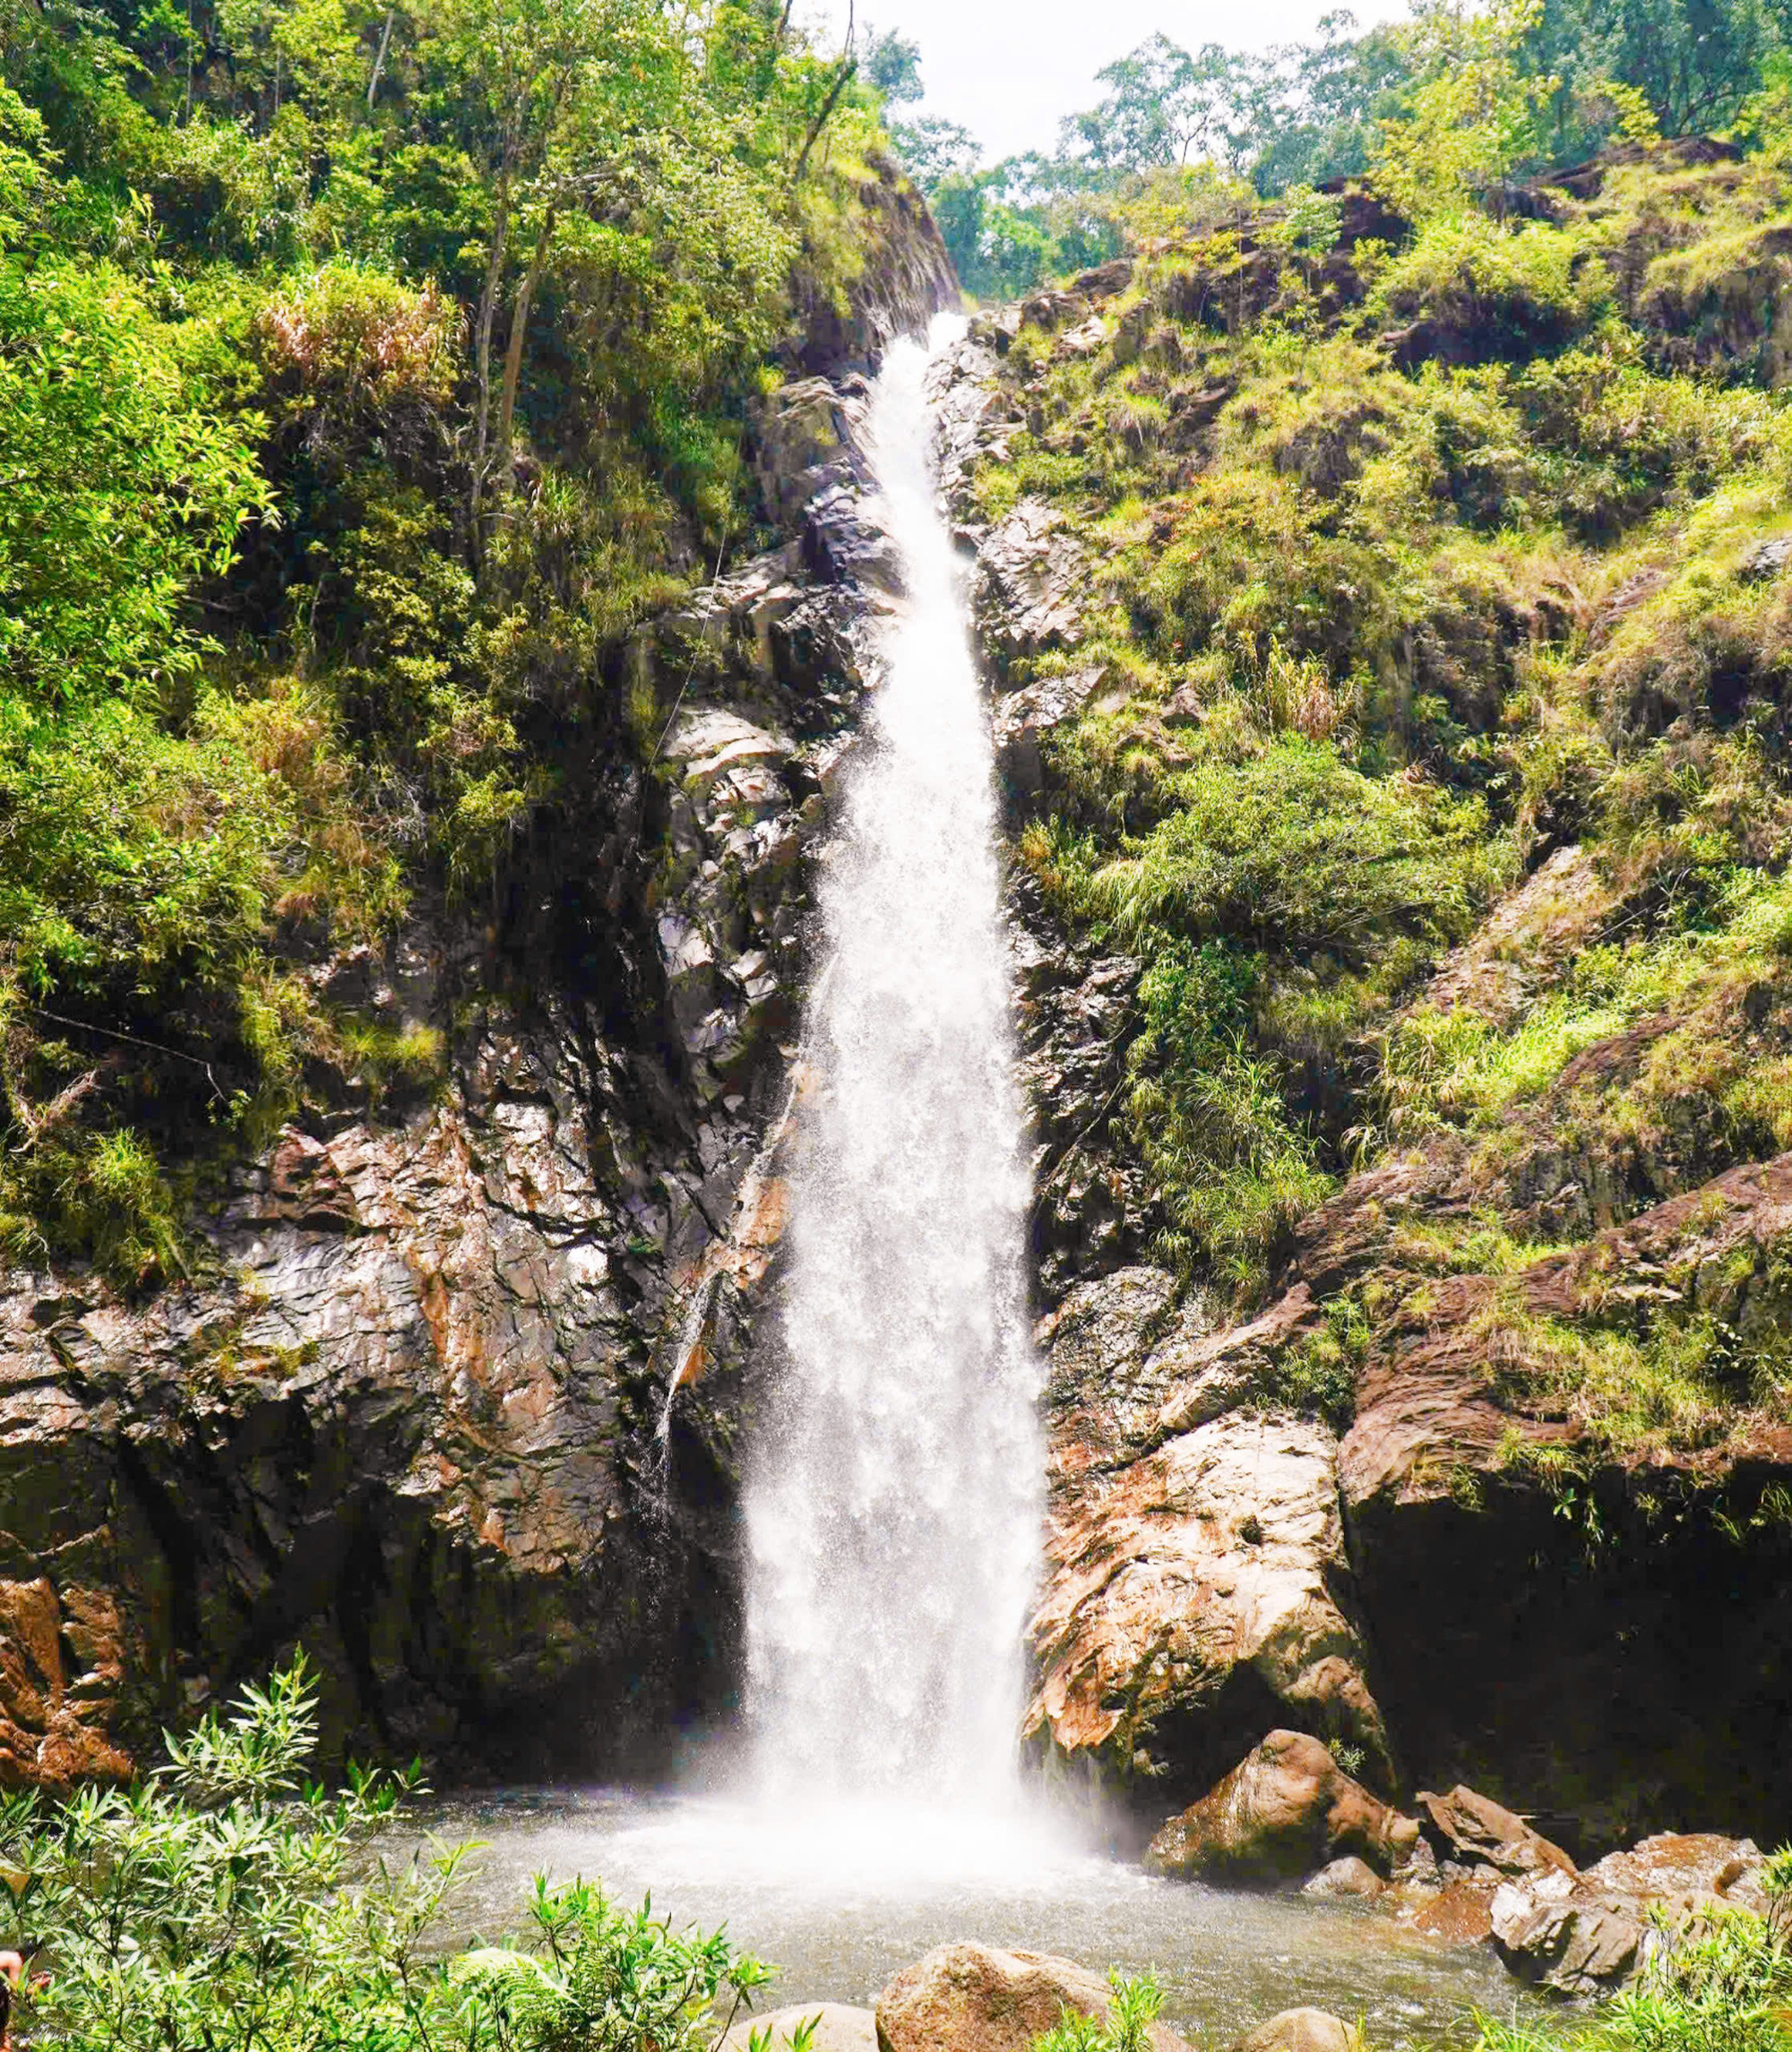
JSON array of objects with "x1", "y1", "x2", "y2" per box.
[{"x1": 805, "y1": 0, "x2": 1405, "y2": 163}]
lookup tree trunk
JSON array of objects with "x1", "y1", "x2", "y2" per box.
[
  {"x1": 470, "y1": 162, "x2": 512, "y2": 566},
  {"x1": 366, "y1": 7, "x2": 394, "y2": 111},
  {"x1": 496, "y1": 202, "x2": 556, "y2": 487},
  {"x1": 795, "y1": 0, "x2": 853, "y2": 177}
]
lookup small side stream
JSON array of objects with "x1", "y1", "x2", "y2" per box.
[{"x1": 401, "y1": 1791, "x2": 1551, "y2": 2050}]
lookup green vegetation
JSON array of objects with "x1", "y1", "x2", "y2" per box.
[
  {"x1": 0, "y1": 1660, "x2": 771, "y2": 2052},
  {"x1": 1032, "y1": 1971, "x2": 1179, "y2": 2052},
  {"x1": 894, "y1": 0, "x2": 1792, "y2": 299},
  {"x1": 0, "y1": 0, "x2": 893, "y2": 1281},
  {"x1": 978, "y1": 42, "x2": 1792, "y2": 1324}
]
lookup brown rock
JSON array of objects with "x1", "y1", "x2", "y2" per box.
[
  {"x1": 874, "y1": 1945, "x2": 1191, "y2": 2052},
  {"x1": 725, "y1": 2006, "x2": 877, "y2": 2052},
  {"x1": 1302, "y1": 1856, "x2": 1384, "y2": 1900},
  {"x1": 1581, "y1": 1832, "x2": 1767, "y2": 1910},
  {"x1": 1146, "y1": 1730, "x2": 1419, "y2": 1883},
  {"x1": 1417, "y1": 1786, "x2": 1577, "y2": 1880},
  {"x1": 1025, "y1": 1268, "x2": 1391, "y2": 1805},
  {"x1": 1224, "y1": 2012, "x2": 1355, "y2": 2052}
]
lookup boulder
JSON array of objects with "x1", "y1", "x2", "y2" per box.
[
  {"x1": 1146, "y1": 1730, "x2": 1419, "y2": 1884},
  {"x1": 1490, "y1": 1879, "x2": 1645, "y2": 1996},
  {"x1": 1224, "y1": 2012, "x2": 1355, "y2": 2052},
  {"x1": 1581, "y1": 1832, "x2": 1768, "y2": 1911},
  {"x1": 874, "y1": 1944, "x2": 1190, "y2": 2052},
  {"x1": 1416, "y1": 1786, "x2": 1577, "y2": 1882},
  {"x1": 725, "y1": 2006, "x2": 877, "y2": 2052},
  {"x1": 1303, "y1": 1856, "x2": 1384, "y2": 1900},
  {"x1": 1486, "y1": 1831, "x2": 1770, "y2": 1996},
  {"x1": 1029, "y1": 1378, "x2": 1393, "y2": 1804}
]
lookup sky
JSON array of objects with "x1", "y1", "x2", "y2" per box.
[{"x1": 806, "y1": 0, "x2": 1405, "y2": 162}]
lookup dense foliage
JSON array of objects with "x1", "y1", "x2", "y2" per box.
[
  {"x1": 981, "y1": 21, "x2": 1792, "y2": 1494},
  {"x1": 0, "y1": 0, "x2": 887, "y2": 1280},
  {"x1": 0, "y1": 1661, "x2": 770, "y2": 2052},
  {"x1": 892, "y1": 0, "x2": 1792, "y2": 300}
]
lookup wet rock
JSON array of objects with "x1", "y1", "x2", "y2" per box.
[
  {"x1": 874, "y1": 1944, "x2": 1190, "y2": 2052},
  {"x1": 1223, "y1": 2012, "x2": 1355, "y2": 2052},
  {"x1": 1027, "y1": 1314, "x2": 1394, "y2": 1802},
  {"x1": 725, "y1": 2006, "x2": 877, "y2": 2052},
  {"x1": 0, "y1": 1576, "x2": 132, "y2": 1790},
  {"x1": 1303, "y1": 1856, "x2": 1384, "y2": 1900},
  {"x1": 1145, "y1": 1730, "x2": 1418, "y2": 1884},
  {"x1": 975, "y1": 499, "x2": 1085, "y2": 679},
  {"x1": 1417, "y1": 1786, "x2": 1578, "y2": 1882},
  {"x1": 753, "y1": 380, "x2": 872, "y2": 529}
]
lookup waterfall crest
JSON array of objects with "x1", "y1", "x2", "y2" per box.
[{"x1": 744, "y1": 317, "x2": 1044, "y2": 1807}]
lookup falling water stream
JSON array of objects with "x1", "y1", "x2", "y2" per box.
[
  {"x1": 743, "y1": 315, "x2": 1043, "y2": 1812},
  {"x1": 404, "y1": 322, "x2": 1548, "y2": 2049}
]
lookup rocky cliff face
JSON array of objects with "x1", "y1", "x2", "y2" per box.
[{"x1": 0, "y1": 272, "x2": 943, "y2": 1789}]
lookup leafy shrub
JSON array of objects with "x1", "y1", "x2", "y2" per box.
[
  {"x1": 1374, "y1": 212, "x2": 1610, "y2": 366},
  {"x1": 0, "y1": 256, "x2": 268, "y2": 704},
  {"x1": 1034, "y1": 1971, "x2": 1168, "y2": 2052},
  {"x1": 0, "y1": 1660, "x2": 771, "y2": 2052}
]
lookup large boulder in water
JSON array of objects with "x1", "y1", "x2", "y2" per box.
[
  {"x1": 1146, "y1": 1729, "x2": 1419, "y2": 1883},
  {"x1": 874, "y1": 1944, "x2": 1191, "y2": 2052}
]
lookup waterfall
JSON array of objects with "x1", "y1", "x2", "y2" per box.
[{"x1": 743, "y1": 316, "x2": 1045, "y2": 1809}]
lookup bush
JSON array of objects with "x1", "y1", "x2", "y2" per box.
[
  {"x1": 0, "y1": 1660, "x2": 771, "y2": 2052},
  {"x1": 0, "y1": 255, "x2": 268, "y2": 705},
  {"x1": 1374, "y1": 212, "x2": 1610, "y2": 365},
  {"x1": 1033, "y1": 1971, "x2": 1168, "y2": 2052}
]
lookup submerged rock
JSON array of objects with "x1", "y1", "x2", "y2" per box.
[
  {"x1": 1145, "y1": 1729, "x2": 1419, "y2": 1884},
  {"x1": 874, "y1": 1944, "x2": 1190, "y2": 2052}
]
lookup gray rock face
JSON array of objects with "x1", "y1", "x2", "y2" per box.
[
  {"x1": 975, "y1": 499, "x2": 1086, "y2": 681},
  {"x1": 0, "y1": 307, "x2": 910, "y2": 1785}
]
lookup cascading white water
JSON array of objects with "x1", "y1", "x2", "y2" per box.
[{"x1": 743, "y1": 315, "x2": 1045, "y2": 1811}]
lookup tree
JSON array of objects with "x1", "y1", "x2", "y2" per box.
[
  {"x1": 1372, "y1": 0, "x2": 1560, "y2": 220},
  {"x1": 863, "y1": 23, "x2": 921, "y2": 105},
  {"x1": 1059, "y1": 33, "x2": 1258, "y2": 174},
  {"x1": 891, "y1": 112, "x2": 978, "y2": 187}
]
